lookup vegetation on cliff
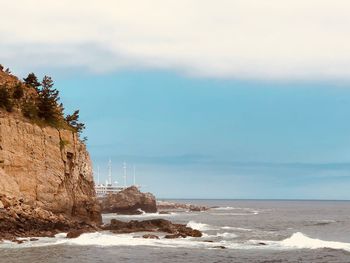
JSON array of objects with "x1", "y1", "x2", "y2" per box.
[{"x1": 0, "y1": 64, "x2": 85, "y2": 137}]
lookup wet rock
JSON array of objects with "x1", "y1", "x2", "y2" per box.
[
  {"x1": 104, "y1": 218, "x2": 202, "y2": 238},
  {"x1": 0, "y1": 194, "x2": 99, "y2": 240},
  {"x1": 142, "y1": 234, "x2": 159, "y2": 239},
  {"x1": 258, "y1": 242, "x2": 267, "y2": 246},
  {"x1": 29, "y1": 238, "x2": 39, "y2": 242},
  {"x1": 66, "y1": 229, "x2": 86, "y2": 239},
  {"x1": 99, "y1": 186, "x2": 157, "y2": 215},
  {"x1": 11, "y1": 239, "x2": 25, "y2": 244},
  {"x1": 213, "y1": 246, "x2": 226, "y2": 249},
  {"x1": 164, "y1": 233, "x2": 187, "y2": 239},
  {"x1": 157, "y1": 201, "x2": 208, "y2": 212}
]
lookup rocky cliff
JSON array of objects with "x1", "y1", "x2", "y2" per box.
[
  {"x1": 0, "y1": 112, "x2": 101, "y2": 225},
  {"x1": 0, "y1": 69, "x2": 101, "y2": 229}
]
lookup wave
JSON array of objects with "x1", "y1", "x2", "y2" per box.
[
  {"x1": 211, "y1": 212, "x2": 258, "y2": 216},
  {"x1": 2, "y1": 230, "x2": 349, "y2": 252},
  {"x1": 0, "y1": 232, "x2": 225, "y2": 249},
  {"x1": 102, "y1": 212, "x2": 179, "y2": 220},
  {"x1": 279, "y1": 232, "x2": 350, "y2": 251},
  {"x1": 186, "y1": 221, "x2": 219, "y2": 231},
  {"x1": 217, "y1": 232, "x2": 238, "y2": 239},
  {"x1": 211, "y1": 207, "x2": 259, "y2": 215},
  {"x1": 211, "y1": 206, "x2": 237, "y2": 210},
  {"x1": 221, "y1": 226, "x2": 253, "y2": 232}
]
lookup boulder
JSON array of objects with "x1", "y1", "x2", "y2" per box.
[
  {"x1": 66, "y1": 229, "x2": 86, "y2": 239},
  {"x1": 99, "y1": 186, "x2": 157, "y2": 214}
]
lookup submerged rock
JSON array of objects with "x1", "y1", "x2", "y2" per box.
[
  {"x1": 99, "y1": 186, "x2": 157, "y2": 214},
  {"x1": 142, "y1": 234, "x2": 160, "y2": 239}
]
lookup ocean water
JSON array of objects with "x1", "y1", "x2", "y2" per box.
[{"x1": 1, "y1": 200, "x2": 350, "y2": 263}]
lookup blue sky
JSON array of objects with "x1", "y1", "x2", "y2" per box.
[
  {"x1": 2, "y1": 0, "x2": 350, "y2": 199},
  {"x1": 43, "y1": 70, "x2": 350, "y2": 199}
]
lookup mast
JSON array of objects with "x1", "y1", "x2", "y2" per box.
[
  {"x1": 123, "y1": 161, "x2": 127, "y2": 187},
  {"x1": 108, "y1": 159, "x2": 112, "y2": 185},
  {"x1": 133, "y1": 165, "x2": 136, "y2": 186},
  {"x1": 97, "y1": 166, "x2": 100, "y2": 185}
]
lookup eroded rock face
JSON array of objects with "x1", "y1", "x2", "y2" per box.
[
  {"x1": 0, "y1": 112, "x2": 101, "y2": 225},
  {"x1": 0, "y1": 194, "x2": 93, "y2": 240},
  {"x1": 99, "y1": 186, "x2": 157, "y2": 214}
]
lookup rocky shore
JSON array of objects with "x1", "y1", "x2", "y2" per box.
[
  {"x1": 157, "y1": 200, "x2": 208, "y2": 212},
  {"x1": 0, "y1": 195, "x2": 99, "y2": 242}
]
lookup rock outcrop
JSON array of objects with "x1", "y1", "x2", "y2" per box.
[
  {"x1": 103, "y1": 218, "x2": 202, "y2": 238},
  {"x1": 157, "y1": 200, "x2": 208, "y2": 212},
  {"x1": 99, "y1": 186, "x2": 157, "y2": 214},
  {"x1": 0, "y1": 194, "x2": 97, "y2": 240}
]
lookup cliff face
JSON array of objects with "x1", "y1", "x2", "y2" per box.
[{"x1": 0, "y1": 112, "x2": 101, "y2": 225}]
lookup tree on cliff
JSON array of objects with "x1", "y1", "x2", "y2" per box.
[
  {"x1": 23, "y1": 73, "x2": 41, "y2": 91},
  {"x1": 0, "y1": 85, "x2": 13, "y2": 112},
  {"x1": 65, "y1": 110, "x2": 85, "y2": 134},
  {"x1": 37, "y1": 76, "x2": 63, "y2": 123}
]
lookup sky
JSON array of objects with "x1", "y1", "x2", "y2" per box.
[{"x1": 1, "y1": 1, "x2": 350, "y2": 199}]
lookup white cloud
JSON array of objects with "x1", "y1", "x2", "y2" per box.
[{"x1": 1, "y1": 0, "x2": 350, "y2": 80}]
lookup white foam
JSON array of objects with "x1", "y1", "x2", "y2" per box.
[
  {"x1": 221, "y1": 226, "x2": 253, "y2": 232},
  {"x1": 279, "y1": 232, "x2": 350, "y2": 251},
  {"x1": 103, "y1": 212, "x2": 178, "y2": 220},
  {"x1": 211, "y1": 206, "x2": 237, "y2": 210},
  {"x1": 217, "y1": 232, "x2": 238, "y2": 239},
  {"x1": 186, "y1": 221, "x2": 219, "y2": 231},
  {"x1": 211, "y1": 212, "x2": 258, "y2": 216},
  {"x1": 211, "y1": 207, "x2": 259, "y2": 215}
]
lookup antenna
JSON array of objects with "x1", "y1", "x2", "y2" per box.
[
  {"x1": 108, "y1": 159, "x2": 112, "y2": 185},
  {"x1": 123, "y1": 161, "x2": 127, "y2": 187}
]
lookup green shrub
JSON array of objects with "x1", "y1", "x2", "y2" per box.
[
  {"x1": 0, "y1": 85, "x2": 13, "y2": 112},
  {"x1": 13, "y1": 83, "x2": 24, "y2": 99},
  {"x1": 21, "y1": 100, "x2": 38, "y2": 119}
]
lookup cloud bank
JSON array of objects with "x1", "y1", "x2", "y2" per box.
[{"x1": 1, "y1": 0, "x2": 350, "y2": 80}]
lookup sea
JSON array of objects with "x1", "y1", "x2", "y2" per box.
[{"x1": 1, "y1": 200, "x2": 350, "y2": 263}]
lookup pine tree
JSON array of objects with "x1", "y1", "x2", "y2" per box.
[
  {"x1": 65, "y1": 110, "x2": 85, "y2": 134},
  {"x1": 37, "y1": 76, "x2": 62, "y2": 123},
  {"x1": 23, "y1": 73, "x2": 41, "y2": 91}
]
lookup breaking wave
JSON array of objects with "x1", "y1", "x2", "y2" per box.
[
  {"x1": 2, "y1": 231, "x2": 350, "y2": 253},
  {"x1": 186, "y1": 221, "x2": 219, "y2": 231},
  {"x1": 278, "y1": 232, "x2": 350, "y2": 251},
  {"x1": 102, "y1": 212, "x2": 179, "y2": 220},
  {"x1": 221, "y1": 226, "x2": 253, "y2": 232}
]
